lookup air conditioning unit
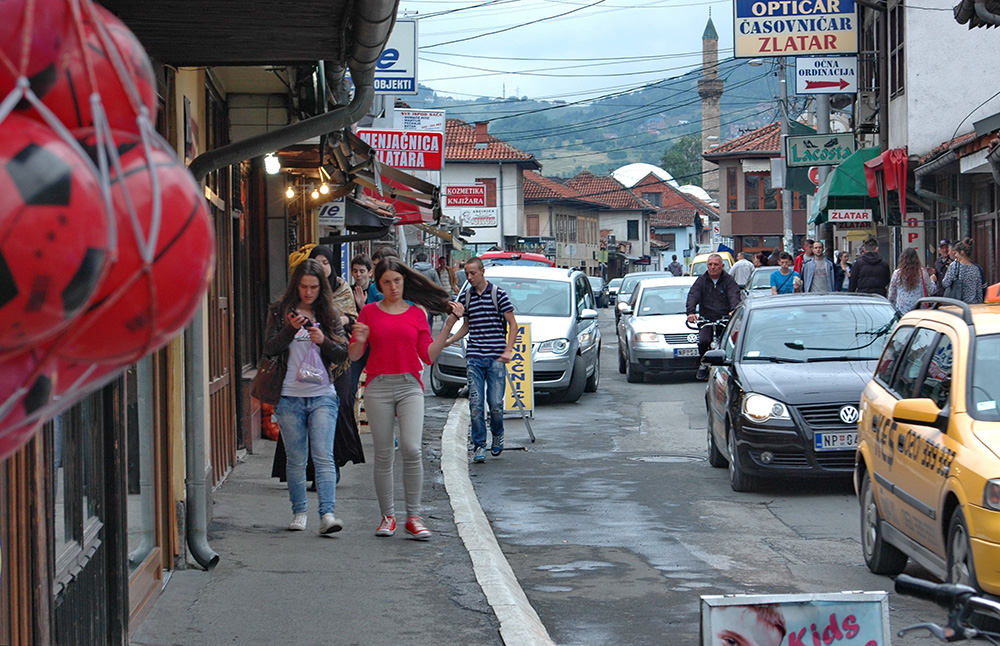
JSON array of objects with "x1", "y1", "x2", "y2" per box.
[{"x1": 856, "y1": 91, "x2": 879, "y2": 134}]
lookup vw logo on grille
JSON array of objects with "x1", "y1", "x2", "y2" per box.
[
  {"x1": 839, "y1": 405, "x2": 860, "y2": 424},
  {"x1": 686, "y1": 333, "x2": 699, "y2": 344}
]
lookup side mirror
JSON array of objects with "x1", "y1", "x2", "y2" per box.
[
  {"x1": 893, "y1": 398, "x2": 949, "y2": 432},
  {"x1": 702, "y1": 349, "x2": 727, "y2": 366},
  {"x1": 616, "y1": 301, "x2": 630, "y2": 312},
  {"x1": 579, "y1": 308, "x2": 598, "y2": 321}
]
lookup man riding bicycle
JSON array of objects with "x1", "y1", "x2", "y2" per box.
[{"x1": 685, "y1": 253, "x2": 741, "y2": 380}]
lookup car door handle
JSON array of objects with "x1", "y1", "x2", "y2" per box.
[{"x1": 897, "y1": 433, "x2": 905, "y2": 452}]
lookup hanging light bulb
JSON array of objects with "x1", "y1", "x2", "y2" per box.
[
  {"x1": 311, "y1": 188, "x2": 320, "y2": 200},
  {"x1": 286, "y1": 186, "x2": 295, "y2": 199},
  {"x1": 319, "y1": 182, "x2": 330, "y2": 195},
  {"x1": 264, "y1": 153, "x2": 281, "y2": 175}
]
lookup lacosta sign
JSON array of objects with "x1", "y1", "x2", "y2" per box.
[
  {"x1": 734, "y1": 0, "x2": 858, "y2": 57},
  {"x1": 786, "y1": 133, "x2": 855, "y2": 167},
  {"x1": 355, "y1": 128, "x2": 444, "y2": 170}
]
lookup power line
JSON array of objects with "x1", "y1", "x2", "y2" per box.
[{"x1": 422, "y1": 0, "x2": 608, "y2": 48}]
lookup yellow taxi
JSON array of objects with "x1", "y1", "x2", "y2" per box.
[
  {"x1": 689, "y1": 251, "x2": 734, "y2": 277},
  {"x1": 855, "y1": 296, "x2": 1000, "y2": 593}
]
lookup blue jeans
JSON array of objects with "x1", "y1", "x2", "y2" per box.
[
  {"x1": 467, "y1": 357, "x2": 506, "y2": 449},
  {"x1": 275, "y1": 394, "x2": 338, "y2": 516}
]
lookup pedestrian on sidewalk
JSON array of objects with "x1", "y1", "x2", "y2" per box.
[
  {"x1": 848, "y1": 237, "x2": 891, "y2": 297},
  {"x1": 888, "y1": 247, "x2": 935, "y2": 313},
  {"x1": 264, "y1": 259, "x2": 349, "y2": 534},
  {"x1": 348, "y1": 256, "x2": 463, "y2": 540},
  {"x1": 446, "y1": 256, "x2": 517, "y2": 464}
]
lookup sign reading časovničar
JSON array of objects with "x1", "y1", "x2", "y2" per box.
[
  {"x1": 786, "y1": 132, "x2": 855, "y2": 167},
  {"x1": 734, "y1": 0, "x2": 858, "y2": 58}
]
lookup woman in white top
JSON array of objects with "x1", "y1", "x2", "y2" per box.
[{"x1": 888, "y1": 248, "x2": 935, "y2": 313}]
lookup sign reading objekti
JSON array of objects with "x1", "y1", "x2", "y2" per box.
[
  {"x1": 734, "y1": 0, "x2": 858, "y2": 58},
  {"x1": 355, "y1": 129, "x2": 444, "y2": 170}
]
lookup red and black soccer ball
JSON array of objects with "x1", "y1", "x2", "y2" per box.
[{"x1": 0, "y1": 0, "x2": 68, "y2": 101}]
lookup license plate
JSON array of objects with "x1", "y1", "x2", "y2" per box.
[
  {"x1": 815, "y1": 432, "x2": 858, "y2": 451},
  {"x1": 674, "y1": 348, "x2": 699, "y2": 357}
]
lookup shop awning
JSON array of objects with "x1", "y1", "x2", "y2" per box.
[
  {"x1": 414, "y1": 223, "x2": 464, "y2": 250},
  {"x1": 809, "y1": 147, "x2": 882, "y2": 225}
]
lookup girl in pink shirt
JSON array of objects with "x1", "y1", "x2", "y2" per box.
[{"x1": 349, "y1": 256, "x2": 462, "y2": 539}]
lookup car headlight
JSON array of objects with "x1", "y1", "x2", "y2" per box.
[
  {"x1": 985, "y1": 480, "x2": 1000, "y2": 511},
  {"x1": 634, "y1": 332, "x2": 660, "y2": 344},
  {"x1": 742, "y1": 393, "x2": 791, "y2": 423},
  {"x1": 538, "y1": 338, "x2": 570, "y2": 354}
]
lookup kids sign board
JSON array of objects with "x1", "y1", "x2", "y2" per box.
[
  {"x1": 504, "y1": 323, "x2": 533, "y2": 415},
  {"x1": 701, "y1": 591, "x2": 890, "y2": 646}
]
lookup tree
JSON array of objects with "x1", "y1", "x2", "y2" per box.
[{"x1": 660, "y1": 134, "x2": 703, "y2": 187}]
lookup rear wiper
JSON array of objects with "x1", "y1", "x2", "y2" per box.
[{"x1": 743, "y1": 355, "x2": 806, "y2": 363}]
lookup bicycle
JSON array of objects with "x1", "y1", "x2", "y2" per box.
[
  {"x1": 894, "y1": 573, "x2": 1000, "y2": 642},
  {"x1": 685, "y1": 315, "x2": 731, "y2": 351}
]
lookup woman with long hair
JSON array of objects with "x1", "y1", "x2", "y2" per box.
[
  {"x1": 942, "y1": 238, "x2": 985, "y2": 304},
  {"x1": 833, "y1": 251, "x2": 852, "y2": 292},
  {"x1": 263, "y1": 259, "x2": 348, "y2": 534},
  {"x1": 348, "y1": 256, "x2": 462, "y2": 540},
  {"x1": 888, "y1": 248, "x2": 934, "y2": 312}
]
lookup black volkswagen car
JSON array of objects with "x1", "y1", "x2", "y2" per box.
[{"x1": 703, "y1": 293, "x2": 899, "y2": 492}]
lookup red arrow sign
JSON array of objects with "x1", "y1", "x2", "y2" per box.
[{"x1": 805, "y1": 78, "x2": 850, "y2": 90}]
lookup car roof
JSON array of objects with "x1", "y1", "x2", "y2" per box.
[
  {"x1": 634, "y1": 276, "x2": 697, "y2": 289},
  {"x1": 479, "y1": 251, "x2": 554, "y2": 265},
  {"x1": 484, "y1": 266, "x2": 578, "y2": 282},
  {"x1": 743, "y1": 292, "x2": 894, "y2": 310},
  {"x1": 622, "y1": 271, "x2": 673, "y2": 280},
  {"x1": 899, "y1": 301, "x2": 1000, "y2": 335},
  {"x1": 692, "y1": 252, "x2": 734, "y2": 262}
]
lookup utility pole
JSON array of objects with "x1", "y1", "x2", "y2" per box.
[
  {"x1": 779, "y1": 59, "x2": 793, "y2": 254},
  {"x1": 815, "y1": 94, "x2": 833, "y2": 259}
]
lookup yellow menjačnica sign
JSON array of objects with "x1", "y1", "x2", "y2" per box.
[
  {"x1": 734, "y1": 0, "x2": 858, "y2": 58},
  {"x1": 504, "y1": 323, "x2": 533, "y2": 413}
]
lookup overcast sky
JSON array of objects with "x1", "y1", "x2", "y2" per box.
[{"x1": 400, "y1": 0, "x2": 735, "y2": 102}]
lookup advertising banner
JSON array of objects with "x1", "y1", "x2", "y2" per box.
[
  {"x1": 355, "y1": 129, "x2": 444, "y2": 170},
  {"x1": 505, "y1": 323, "x2": 533, "y2": 414},
  {"x1": 701, "y1": 592, "x2": 890, "y2": 646},
  {"x1": 734, "y1": 0, "x2": 858, "y2": 58}
]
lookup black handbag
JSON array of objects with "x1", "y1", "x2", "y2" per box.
[{"x1": 251, "y1": 356, "x2": 284, "y2": 404}]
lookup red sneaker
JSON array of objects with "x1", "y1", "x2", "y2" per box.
[
  {"x1": 375, "y1": 515, "x2": 396, "y2": 537},
  {"x1": 405, "y1": 516, "x2": 431, "y2": 540}
]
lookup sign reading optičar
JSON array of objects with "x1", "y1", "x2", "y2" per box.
[{"x1": 734, "y1": 0, "x2": 858, "y2": 57}]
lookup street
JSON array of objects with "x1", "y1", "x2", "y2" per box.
[{"x1": 447, "y1": 307, "x2": 942, "y2": 645}]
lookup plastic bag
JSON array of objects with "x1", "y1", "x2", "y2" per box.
[{"x1": 296, "y1": 343, "x2": 326, "y2": 384}]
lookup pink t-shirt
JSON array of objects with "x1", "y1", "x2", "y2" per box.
[{"x1": 354, "y1": 303, "x2": 433, "y2": 386}]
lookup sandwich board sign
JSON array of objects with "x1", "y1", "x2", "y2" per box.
[{"x1": 505, "y1": 323, "x2": 533, "y2": 415}]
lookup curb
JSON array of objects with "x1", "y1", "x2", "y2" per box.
[{"x1": 440, "y1": 399, "x2": 555, "y2": 646}]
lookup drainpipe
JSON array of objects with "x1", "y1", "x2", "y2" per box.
[
  {"x1": 913, "y1": 151, "x2": 972, "y2": 239},
  {"x1": 498, "y1": 162, "x2": 504, "y2": 249},
  {"x1": 988, "y1": 143, "x2": 1000, "y2": 186},
  {"x1": 976, "y1": 0, "x2": 1000, "y2": 24}
]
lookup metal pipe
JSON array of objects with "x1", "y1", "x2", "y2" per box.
[
  {"x1": 913, "y1": 151, "x2": 972, "y2": 239},
  {"x1": 976, "y1": 0, "x2": 1000, "y2": 25},
  {"x1": 779, "y1": 58, "x2": 793, "y2": 253},
  {"x1": 128, "y1": 356, "x2": 156, "y2": 567}
]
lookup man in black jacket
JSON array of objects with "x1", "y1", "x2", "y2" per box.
[
  {"x1": 686, "y1": 254, "x2": 742, "y2": 380},
  {"x1": 933, "y1": 239, "x2": 952, "y2": 296},
  {"x1": 848, "y1": 237, "x2": 891, "y2": 296}
]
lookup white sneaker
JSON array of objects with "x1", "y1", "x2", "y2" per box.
[
  {"x1": 289, "y1": 513, "x2": 308, "y2": 531},
  {"x1": 319, "y1": 513, "x2": 344, "y2": 534}
]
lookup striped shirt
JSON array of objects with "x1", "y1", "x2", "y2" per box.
[{"x1": 459, "y1": 282, "x2": 514, "y2": 359}]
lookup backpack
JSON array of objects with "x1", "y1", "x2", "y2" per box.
[{"x1": 463, "y1": 283, "x2": 507, "y2": 333}]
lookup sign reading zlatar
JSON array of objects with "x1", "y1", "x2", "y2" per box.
[
  {"x1": 734, "y1": 0, "x2": 858, "y2": 57},
  {"x1": 355, "y1": 128, "x2": 444, "y2": 170}
]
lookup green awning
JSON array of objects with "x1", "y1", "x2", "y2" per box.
[{"x1": 809, "y1": 147, "x2": 882, "y2": 224}]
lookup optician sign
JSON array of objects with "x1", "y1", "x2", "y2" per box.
[
  {"x1": 829, "y1": 208, "x2": 872, "y2": 223},
  {"x1": 734, "y1": 0, "x2": 858, "y2": 58},
  {"x1": 355, "y1": 129, "x2": 444, "y2": 170},
  {"x1": 786, "y1": 132, "x2": 855, "y2": 167},
  {"x1": 373, "y1": 20, "x2": 417, "y2": 95},
  {"x1": 796, "y1": 55, "x2": 858, "y2": 94}
]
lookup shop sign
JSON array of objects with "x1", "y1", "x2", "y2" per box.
[
  {"x1": 505, "y1": 323, "x2": 533, "y2": 414},
  {"x1": 734, "y1": 0, "x2": 859, "y2": 58},
  {"x1": 786, "y1": 132, "x2": 855, "y2": 167},
  {"x1": 795, "y1": 55, "x2": 858, "y2": 94},
  {"x1": 394, "y1": 109, "x2": 445, "y2": 132},
  {"x1": 829, "y1": 208, "x2": 871, "y2": 223},
  {"x1": 460, "y1": 208, "x2": 498, "y2": 227},
  {"x1": 317, "y1": 198, "x2": 345, "y2": 228},
  {"x1": 445, "y1": 185, "x2": 486, "y2": 208},
  {"x1": 355, "y1": 128, "x2": 444, "y2": 170},
  {"x1": 373, "y1": 20, "x2": 417, "y2": 95}
]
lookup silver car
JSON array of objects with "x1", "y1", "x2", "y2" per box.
[
  {"x1": 430, "y1": 266, "x2": 601, "y2": 403},
  {"x1": 614, "y1": 270, "x2": 675, "y2": 325},
  {"x1": 616, "y1": 276, "x2": 700, "y2": 383}
]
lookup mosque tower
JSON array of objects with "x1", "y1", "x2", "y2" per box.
[{"x1": 697, "y1": 14, "x2": 723, "y2": 199}]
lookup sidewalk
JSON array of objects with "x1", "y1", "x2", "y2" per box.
[{"x1": 132, "y1": 399, "x2": 551, "y2": 646}]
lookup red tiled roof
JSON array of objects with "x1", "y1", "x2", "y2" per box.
[
  {"x1": 564, "y1": 171, "x2": 652, "y2": 210},
  {"x1": 920, "y1": 132, "x2": 978, "y2": 164},
  {"x1": 632, "y1": 172, "x2": 717, "y2": 226},
  {"x1": 704, "y1": 122, "x2": 781, "y2": 158},
  {"x1": 523, "y1": 170, "x2": 606, "y2": 206},
  {"x1": 445, "y1": 119, "x2": 539, "y2": 166}
]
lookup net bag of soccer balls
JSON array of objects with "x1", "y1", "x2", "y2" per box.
[{"x1": 0, "y1": 0, "x2": 215, "y2": 459}]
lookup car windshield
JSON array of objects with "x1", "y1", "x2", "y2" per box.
[
  {"x1": 588, "y1": 277, "x2": 603, "y2": 290},
  {"x1": 748, "y1": 267, "x2": 778, "y2": 290},
  {"x1": 691, "y1": 258, "x2": 733, "y2": 276},
  {"x1": 636, "y1": 286, "x2": 689, "y2": 316},
  {"x1": 488, "y1": 277, "x2": 571, "y2": 317},
  {"x1": 741, "y1": 302, "x2": 898, "y2": 362},
  {"x1": 484, "y1": 258, "x2": 551, "y2": 267},
  {"x1": 620, "y1": 273, "x2": 669, "y2": 294},
  {"x1": 972, "y1": 334, "x2": 1000, "y2": 421},
  {"x1": 609, "y1": 278, "x2": 622, "y2": 289}
]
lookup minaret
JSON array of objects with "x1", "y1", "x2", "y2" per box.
[{"x1": 698, "y1": 14, "x2": 723, "y2": 199}]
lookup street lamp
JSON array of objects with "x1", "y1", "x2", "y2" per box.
[
  {"x1": 749, "y1": 58, "x2": 793, "y2": 254},
  {"x1": 264, "y1": 153, "x2": 281, "y2": 175}
]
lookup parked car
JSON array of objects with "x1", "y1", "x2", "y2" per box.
[
  {"x1": 430, "y1": 266, "x2": 601, "y2": 403},
  {"x1": 744, "y1": 266, "x2": 780, "y2": 298},
  {"x1": 690, "y1": 251, "x2": 734, "y2": 277},
  {"x1": 608, "y1": 277, "x2": 623, "y2": 304},
  {"x1": 617, "y1": 277, "x2": 699, "y2": 383},
  {"x1": 615, "y1": 271, "x2": 675, "y2": 324},
  {"x1": 855, "y1": 297, "x2": 1000, "y2": 594},
  {"x1": 588, "y1": 276, "x2": 610, "y2": 308},
  {"x1": 478, "y1": 251, "x2": 554, "y2": 267},
  {"x1": 703, "y1": 292, "x2": 899, "y2": 492}
]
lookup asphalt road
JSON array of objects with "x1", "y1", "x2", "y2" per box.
[{"x1": 443, "y1": 307, "x2": 943, "y2": 645}]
